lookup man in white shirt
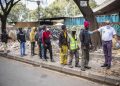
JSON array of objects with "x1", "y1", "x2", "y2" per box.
[{"x1": 92, "y1": 20, "x2": 117, "y2": 69}]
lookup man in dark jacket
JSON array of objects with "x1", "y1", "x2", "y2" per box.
[
  {"x1": 1, "y1": 30, "x2": 10, "y2": 54},
  {"x1": 80, "y1": 21, "x2": 92, "y2": 71},
  {"x1": 35, "y1": 27, "x2": 44, "y2": 59},
  {"x1": 59, "y1": 25, "x2": 68, "y2": 65},
  {"x1": 17, "y1": 28, "x2": 26, "y2": 57}
]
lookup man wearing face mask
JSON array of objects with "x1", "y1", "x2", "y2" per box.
[
  {"x1": 91, "y1": 20, "x2": 117, "y2": 69},
  {"x1": 80, "y1": 21, "x2": 92, "y2": 71}
]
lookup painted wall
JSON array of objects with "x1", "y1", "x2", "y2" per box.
[{"x1": 64, "y1": 13, "x2": 120, "y2": 36}]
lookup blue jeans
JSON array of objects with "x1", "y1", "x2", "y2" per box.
[{"x1": 20, "y1": 42, "x2": 25, "y2": 56}]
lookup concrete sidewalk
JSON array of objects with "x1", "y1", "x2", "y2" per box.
[{"x1": 0, "y1": 51, "x2": 120, "y2": 86}]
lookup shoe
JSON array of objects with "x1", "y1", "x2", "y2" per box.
[
  {"x1": 51, "y1": 59, "x2": 55, "y2": 62},
  {"x1": 106, "y1": 65, "x2": 111, "y2": 69},
  {"x1": 75, "y1": 65, "x2": 81, "y2": 68},
  {"x1": 20, "y1": 55, "x2": 23, "y2": 57},
  {"x1": 45, "y1": 59, "x2": 47, "y2": 61},
  {"x1": 101, "y1": 64, "x2": 108, "y2": 67},
  {"x1": 81, "y1": 68, "x2": 85, "y2": 71},
  {"x1": 46, "y1": 56, "x2": 49, "y2": 59},
  {"x1": 34, "y1": 53, "x2": 37, "y2": 55},
  {"x1": 42, "y1": 58, "x2": 47, "y2": 61},
  {"x1": 31, "y1": 54, "x2": 34, "y2": 56},
  {"x1": 40, "y1": 57, "x2": 42, "y2": 59},
  {"x1": 4, "y1": 53, "x2": 7, "y2": 56},
  {"x1": 23, "y1": 54, "x2": 27, "y2": 56},
  {"x1": 68, "y1": 65, "x2": 73, "y2": 68},
  {"x1": 85, "y1": 66, "x2": 91, "y2": 69}
]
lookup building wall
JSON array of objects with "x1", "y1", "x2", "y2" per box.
[
  {"x1": 64, "y1": 13, "x2": 120, "y2": 26},
  {"x1": 64, "y1": 13, "x2": 120, "y2": 36}
]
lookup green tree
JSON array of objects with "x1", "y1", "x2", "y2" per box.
[
  {"x1": 73, "y1": 0, "x2": 101, "y2": 49},
  {"x1": 0, "y1": 0, "x2": 21, "y2": 33},
  {"x1": 8, "y1": 2, "x2": 29, "y2": 22},
  {"x1": 39, "y1": 0, "x2": 97, "y2": 18},
  {"x1": 89, "y1": 0, "x2": 97, "y2": 8},
  {"x1": 29, "y1": 6, "x2": 44, "y2": 21}
]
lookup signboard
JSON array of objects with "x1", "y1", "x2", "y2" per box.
[{"x1": 80, "y1": 1, "x2": 87, "y2": 7}]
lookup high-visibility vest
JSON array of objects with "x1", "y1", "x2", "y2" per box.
[{"x1": 69, "y1": 35, "x2": 78, "y2": 50}]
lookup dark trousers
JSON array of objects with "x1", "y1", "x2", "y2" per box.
[
  {"x1": 38, "y1": 41, "x2": 42, "y2": 58},
  {"x1": 81, "y1": 46, "x2": 89, "y2": 69},
  {"x1": 69, "y1": 50, "x2": 79, "y2": 66},
  {"x1": 31, "y1": 42, "x2": 35, "y2": 55},
  {"x1": 102, "y1": 41, "x2": 112, "y2": 66},
  {"x1": 44, "y1": 44, "x2": 53, "y2": 60},
  {"x1": 38, "y1": 41, "x2": 44, "y2": 59}
]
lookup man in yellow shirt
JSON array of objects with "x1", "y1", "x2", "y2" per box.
[{"x1": 30, "y1": 27, "x2": 36, "y2": 56}]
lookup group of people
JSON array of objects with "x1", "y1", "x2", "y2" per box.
[
  {"x1": 17, "y1": 26, "x2": 54, "y2": 62},
  {"x1": 1, "y1": 20, "x2": 118, "y2": 71}
]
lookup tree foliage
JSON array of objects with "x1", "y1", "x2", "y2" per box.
[
  {"x1": 74, "y1": 0, "x2": 101, "y2": 49},
  {"x1": 8, "y1": 2, "x2": 29, "y2": 22},
  {"x1": 30, "y1": 0, "x2": 97, "y2": 19},
  {"x1": 0, "y1": 0, "x2": 21, "y2": 32}
]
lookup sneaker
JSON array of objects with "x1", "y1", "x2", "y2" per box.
[
  {"x1": 85, "y1": 66, "x2": 91, "y2": 69},
  {"x1": 51, "y1": 59, "x2": 55, "y2": 62},
  {"x1": 81, "y1": 68, "x2": 85, "y2": 71},
  {"x1": 75, "y1": 65, "x2": 81, "y2": 68},
  {"x1": 106, "y1": 65, "x2": 111, "y2": 69},
  {"x1": 101, "y1": 64, "x2": 108, "y2": 67},
  {"x1": 20, "y1": 55, "x2": 23, "y2": 57},
  {"x1": 23, "y1": 54, "x2": 27, "y2": 56}
]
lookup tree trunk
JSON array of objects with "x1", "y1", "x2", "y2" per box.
[
  {"x1": 74, "y1": 0, "x2": 101, "y2": 49},
  {"x1": 1, "y1": 16, "x2": 7, "y2": 33}
]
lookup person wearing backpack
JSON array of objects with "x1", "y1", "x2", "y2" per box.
[
  {"x1": 79, "y1": 21, "x2": 92, "y2": 71},
  {"x1": 1, "y1": 30, "x2": 11, "y2": 54}
]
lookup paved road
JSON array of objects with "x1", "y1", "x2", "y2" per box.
[{"x1": 0, "y1": 57, "x2": 109, "y2": 86}]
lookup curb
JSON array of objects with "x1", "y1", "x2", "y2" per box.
[
  {"x1": 0, "y1": 53, "x2": 120, "y2": 86},
  {"x1": 79, "y1": 52, "x2": 120, "y2": 61}
]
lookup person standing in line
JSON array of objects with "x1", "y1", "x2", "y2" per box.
[
  {"x1": 59, "y1": 25, "x2": 69, "y2": 65},
  {"x1": 91, "y1": 20, "x2": 117, "y2": 69},
  {"x1": 17, "y1": 28, "x2": 26, "y2": 57},
  {"x1": 36, "y1": 27, "x2": 44, "y2": 59},
  {"x1": 79, "y1": 21, "x2": 92, "y2": 71},
  {"x1": 42, "y1": 26, "x2": 54, "y2": 62},
  {"x1": 1, "y1": 30, "x2": 11, "y2": 55},
  {"x1": 68, "y1": 30, "x2": 80, "y2": 68},
  {"x1": 30, "y1": 27, "x2": 36, "y2": 56}
]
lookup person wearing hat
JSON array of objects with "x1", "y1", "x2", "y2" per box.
[
  {"x1": 59, "y1": 25, "x2": 69, "y2": 65},
  {"x1": 79, "y1": 21, "x2": 92, "y2": 71},
  {"x1": 68, "y1": 30, "x2": 80, "y2": 68},
  {"x1": 30, "y1": 27, "x2": 36, "y2": 56},
  {"x1": 91, "y1": 20, "x2": 117, "y2": 69}
]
